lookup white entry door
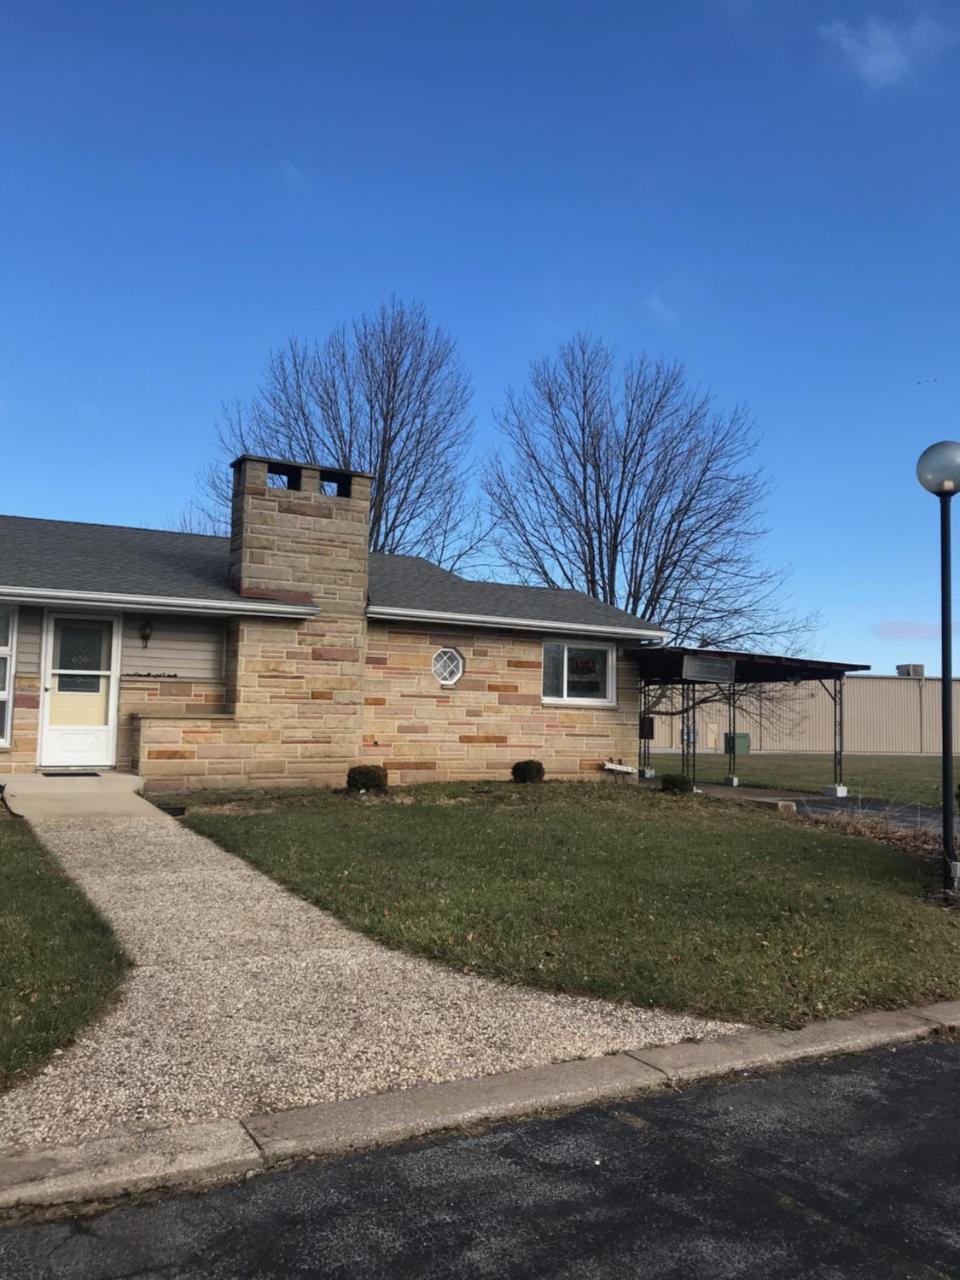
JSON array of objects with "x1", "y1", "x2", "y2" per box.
[{"x1": 40, "y1": 615, "x2": 121, "y2": 768}]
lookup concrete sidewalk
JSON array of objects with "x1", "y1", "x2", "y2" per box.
[
  {"x1": 2, "y1": 773, "x2": 155, "y2": 820},
  {"x1": 0, "y1": 804, "x2": 737, "y2": 1158}
]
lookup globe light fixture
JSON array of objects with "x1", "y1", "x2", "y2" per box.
[
  {"x1": 916, "y1": 442, "x2": 960, "y2": 893},
  {"x1": 917, "y1": 440, "x2": 960, "y2": 496}
]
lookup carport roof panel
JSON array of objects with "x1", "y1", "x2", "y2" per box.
[{"x1": 626, "y1": 646, "x2": 870, "y2": 684}]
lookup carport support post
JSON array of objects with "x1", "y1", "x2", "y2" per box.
[
  {"x1": 819, "y1": 678, "x2": 848, "y2": 800},
  {"x1": 833, "y1": 677, "x2": 844, "y2": 788},
  {"x1": 691, "y1": 686, "x2": 697, "y2": 786},
  {"x1": 725, "y1": 681, "x2": 737, "y2": 785},
  {"x1": 637, "y1": 680, "x2": 654, "y2": 778},
  {"x1": 637, "y1": 681, "x2": 642, "y2": 777},
  {"x1": 939, "y1": 494, "x2": 958, "y2": 893},
  {"x1": 680, "y1": 682, "x2": 697, "y2": 787}
]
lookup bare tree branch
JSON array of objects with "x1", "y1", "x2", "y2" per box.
[
  {"x1": 172, "y1": 503, "x2": 222, "y2": 535},
  {"x1": 189, "y1": 298, "x2": 486, "y2": 569},
  {"x1": 484, "y1": 334, "x2": 817, "y2": 651}
]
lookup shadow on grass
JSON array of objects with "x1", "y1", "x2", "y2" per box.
[{"x1": 0, "y1": 813, "x2": 127, "y2": 1091}]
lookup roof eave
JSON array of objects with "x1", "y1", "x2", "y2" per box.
[
  {"x1": 367, "y1": 604, "x2": 669, "y2": 642},
  {"x1": 0, "y1": 585, "x2": 317, "y2": 620},
  {"x1": 625, "y1": 643, "x2": 870, "y2": 682}
]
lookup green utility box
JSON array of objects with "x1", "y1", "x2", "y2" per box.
[{"x1": 724, "y1": 732, "x2": 751, "y2": 756}]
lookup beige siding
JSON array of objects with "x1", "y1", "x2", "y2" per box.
[
  {"x1": 915, "y1": 679, "x2": 960, "y2": 754},
  {"x1": 652, "y1": 675, "x2": 960, "y2": 756},
  {"x1": 847, "y1": 678, "x2": 922, "y2": 753},
  {"x1": 744, "y1": 686, "x2": 835, "y2": 754},
  {"x1": 14, "y1": 607, "x2": 43, "y2": 675},
  {"x1": 8, "y1": 610, "x2": 223, "y2": 680},
  {"x1": 120, "y1": 615, "x2": 225, "y2": 680}
]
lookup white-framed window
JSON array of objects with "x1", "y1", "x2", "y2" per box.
[
  {"x1": 542, "y1": 640, "x2": 616, "y2": 706},
  {"x1": 0, "y1": 606, "x2": 17, "y2": 748},
  {"x1": 432, "y1": 647, "x2": 464, "y2": 687}
]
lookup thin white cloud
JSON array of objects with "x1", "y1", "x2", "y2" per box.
[
  {"x1": 818, "y1": 15, "x2": 955, "y2": 89},
  {"x1": 873, "y1": 619, "x2": 941, "y2": 640},
  {"x1": 644, "y1": 291, "x2": 680, "y2": 326},
  {"x1": 279, "y1": 160, "x2": 307, "y2": 192}
]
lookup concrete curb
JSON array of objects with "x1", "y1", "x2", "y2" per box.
[
  {"x1": 0, "y1": 1120, "x2": 260, "y2": 1213},
  {"x1": 243, "y1": 1053, "x2": 666, "y2": 1166},
  {"x1": 740, "y1": 797, "x2": 798, "y2": 815},
  {"x1": 2, "y1": 1000, "x2": 958, "y2": 1220}
]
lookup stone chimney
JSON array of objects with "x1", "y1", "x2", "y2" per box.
[
  {"x1": 229, "y1": 455, "x2": 370, "y2": 605},
  {"x1": 226, "y1": 454, "x2": 372, "y2": 784}
]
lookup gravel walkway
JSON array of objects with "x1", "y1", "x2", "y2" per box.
[{"x1": 0, "y1": 811, "x2": 741, "y2": 1153}]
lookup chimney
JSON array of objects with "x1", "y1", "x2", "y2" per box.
[
  {"x1": 229, "y1": 454, "x2": 371, "y2": 605},
  {"x1": 225, "y1": 455, "x2": 373, "y2": 783}
]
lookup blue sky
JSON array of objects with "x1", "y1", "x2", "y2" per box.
[{"x1": 2, "y1": 0, "x2": 958, "y2": 673}]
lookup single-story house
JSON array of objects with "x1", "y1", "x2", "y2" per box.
[{"x1": 0, "y1": 454, "x2": 671, "y2": 790}]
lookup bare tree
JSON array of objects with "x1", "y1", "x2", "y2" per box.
[
  {"x1": 484, "y1": 334, "x2": 815, "y2": 650},
  {"x1": 195, "y1": 299, "x2": 484, "y2": 568}
]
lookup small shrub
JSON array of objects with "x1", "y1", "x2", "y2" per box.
[
  {"x1": 660, "y1": 773, "x2": 693, "y2": 795},
  {"x1": 512, "y1": 759, "x2": 545, "y2": 784},
  {"x1": 346, "y1": 764, "x2": 389, "y2": 793}
]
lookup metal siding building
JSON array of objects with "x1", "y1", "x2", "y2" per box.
[{"x1": 651, "y1": 675, "x2": 960, "y2": 755}]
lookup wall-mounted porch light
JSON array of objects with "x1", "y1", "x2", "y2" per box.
[{"x1": 139, "y1": 617, "x2": 154, "y2": 649}]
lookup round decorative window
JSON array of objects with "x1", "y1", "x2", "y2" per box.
[{"x1": 432, "y1": 647, "x2": 464, "y2": 687}]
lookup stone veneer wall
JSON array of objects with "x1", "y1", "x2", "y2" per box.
[
  {"x1": 134, "y1": 457, "x2": 372, "y2": 792},
  {"x1": 1, "y1": 672, "x2": 42, "y2": 774},
  {"x1": 133, "y1": 622, "x2": 641, "y2": 792},
  {"x1": 131, "y1": 619, "x2": 372, "y2": 792},
  {"x1": 0, "y1": 675, "x2": 226, "y2": 777},
  {"x1": 361, "y1": 622, "x2": 640, "y2": 786},
  {"x1": 117, "y1": 678, "x2": 227, "y2": 771}
]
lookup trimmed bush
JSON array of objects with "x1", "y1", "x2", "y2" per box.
[
  {"x1": 346, "y1": 764, "x2": 389, "y2": 793},
  {"x1": 512, "y1": 759, "x2": 545, "y2": 784},
  {"x1": 660, "y1": 773, "x2": 693, "y2": 795}
]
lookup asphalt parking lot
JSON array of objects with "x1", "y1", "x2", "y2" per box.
[{"x1": 2, "y1": 1039, "x2": 959, "y2": 1278}]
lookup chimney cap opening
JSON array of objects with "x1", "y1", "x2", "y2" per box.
[
  {"x1": 266, "y1": 461, "x2": 302, "y2": 490},
  {"x1": 231, "y1": 453, "x2": 373, "y2": 499}
]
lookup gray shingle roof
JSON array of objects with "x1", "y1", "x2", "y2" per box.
[
  {"x1": 367, "y1": 554, "x2": 661, "y2": 635},
  {"x1": 0, "y1": 515, "x2": 240, "y2": 603},
  {"x1": 0, "y1": 514, "x2": 662, "y2": 636}
]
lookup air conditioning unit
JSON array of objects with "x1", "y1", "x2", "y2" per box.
[{"x1": 896, "y1": 664, "x2": 925, "y2": 678}]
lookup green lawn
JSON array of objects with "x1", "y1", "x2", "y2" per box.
[
  {"x1": 651, "y1": 752, "x2": 956, "y2": 807},
  {"x1": 0, "y1": 812, "x2": 127, "y2": 1090},
  {"x1": 183, "y1": 782, "x2": 960, "y2": 1029}
]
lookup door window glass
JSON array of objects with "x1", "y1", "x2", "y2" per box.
[{"x1": 55, "y1": 622, "x2": 107, "y2": 692}]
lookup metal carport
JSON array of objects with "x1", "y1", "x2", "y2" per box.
[{"x1": 626, "y1": 647, "x2": 870, "y2": 791}]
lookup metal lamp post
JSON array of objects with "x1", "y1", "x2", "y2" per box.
[{"x1": 917, "y1": 441, "x2": 960, "y2": 894}]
